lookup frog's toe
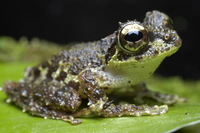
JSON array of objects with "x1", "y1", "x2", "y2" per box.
[
  {"x1": 144, "y1": 105, "x2": 168, "y2": 115},
  {"x1": 153, "y1": 93, "x2": 186, "y2": 105},
  {"x1": 157, "y1": 94, "x2": 179, "y2": 105},
  {"x1": 64, "y1": 118, "x2": 82, "y2": 125},
  {"x1": 62, "y1": 116, "x2": 82, "y2": 125}
]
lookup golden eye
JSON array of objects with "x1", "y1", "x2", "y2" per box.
[{"x1": 118, "y1": 23, "x2": 149, "y2": 54}]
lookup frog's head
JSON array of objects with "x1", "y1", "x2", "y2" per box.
[
  {"x1": 106, "y1": 10, "x2": 182, "y2": 85},
  {"x1": 114, "y1": 10, "x2": 181, "y2": 61}
]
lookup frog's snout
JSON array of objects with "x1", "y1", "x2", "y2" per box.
[{"x1": 175, "y1": 37, "x2": 182, "y2": 47}]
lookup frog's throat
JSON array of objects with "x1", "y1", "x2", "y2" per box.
[{"x1": 104, "y1": 44, "x2": 180, "y2": 88}]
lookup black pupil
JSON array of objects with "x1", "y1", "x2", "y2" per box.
[{"x1": 124, "y1": 30, "x2": 143, "y2": 42}]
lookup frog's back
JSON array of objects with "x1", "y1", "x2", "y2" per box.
[{"x1": 24, "y1": 34, "x2": 115, "y2": 84}]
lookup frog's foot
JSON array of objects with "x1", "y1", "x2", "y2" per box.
[
  {"x1": 133, "y1": 83, "x2": 186, "y2": 105},
  {"x1": 101, "y1": 103, "x2": 168, "y2": 117},
  {"x1": 134, "y1": 91, "x2": 182, "y2": 105},
  {"x1": 143, "y1": 91, "x2": 186, "y2": 105},
  {"x1": 73, "y1": 101, "x2": 168, "y2": 118}
]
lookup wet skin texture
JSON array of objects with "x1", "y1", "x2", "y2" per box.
[{"x1": 3, "y1": 10, "x2": 182, "y2": 124}]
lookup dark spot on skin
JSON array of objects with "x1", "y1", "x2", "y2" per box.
[
  {"x1": 148, "y1": 32, "x2": 155, "y2": 42},
  {"x1": 135, "y1": 56, "x2": 143, "y2": 61},
  {"x1": 128, "y1": 81, "x2": 131, "y2": 84},
  {"x1": 60, "y1": 50, "x2": 70, "y2": 62},
  {"x1": 56, "y1": 71, "x2": 67, "y2": 81},
  {"x1": 33, "y1": 67, "x2": 40, "y2": 77},
  {"x1": 142, "y1": 66, "x2": 144, "y2": 68},
  {"x1": 117, "y1": 51, "x2": 131, "y2": 61},
  {"x1": 163, "y1": 19, "x2": 173, "y2": 29},
  {"x1": 102, "y1": 66, "x2": 105, "y2": 71},
  {"x1": 92, "y1": 89, "x2": 105, "y2": 100},
  {"x1": 41, "y1": 61, "x2": 50, "y2": 68},
  {"x1": 29, "y1": 67, "x2": 41, "y2": 81},
  {"x1": 51, "y1": 64, "x2": 59, "y2": 72},
  {"x1": 165, "y1": 47, "x2": 170, "y2": 51},
  {"x1": 67, "y1": 81, "x2": 80, "y2": 91},
  {"x1": 105, "y1": 44, "x2": 116, "y2": 63},
  {"x1": 91, "y1": 58, "x2": 103, "y2": 68},
  {"x1": 50, "y1": 55, "x2": 61, "y2": 64},
  {"x1": 46, "y1": 64, "x2": 59, "y2": 81},
  {"x1": 154, "y1": 50, "x2": 159, "y2": 55},
  {"x1": 46, "y1": 70, "x2": 53, "y2": 81},
  {"x1": 111, "y1": 105, "x2": 122, "y2": 114},
  {"x1": 103, "y1": 101, "x2": 113, "y2": 109},
  {"x1": 68, "y1": 63, "x2": 82, "y2": 75}
]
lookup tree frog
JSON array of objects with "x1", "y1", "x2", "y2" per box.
[{"x1": 3, "y1": 10, "x2": 182, "y2": 124}]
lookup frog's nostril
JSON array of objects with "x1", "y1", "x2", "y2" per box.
[{"x1": 164, "y1": 34, "x2": 170, "y2": 41}]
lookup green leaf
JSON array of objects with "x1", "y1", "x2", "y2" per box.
[{"x1": 0, "y1": 63, "x2": 200, "y2": 133}]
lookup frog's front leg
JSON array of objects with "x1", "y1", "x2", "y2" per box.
[
  {"x1": 74, "y1": 70, "x2": 108, "y2": 116},
  {"x1": 75, "y1": 70, "x2": 168, "y2": 118},
  {"x1": 133, "y1": 83, "x2": 186, "y2": 105}
]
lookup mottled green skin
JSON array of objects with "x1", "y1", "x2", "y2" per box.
[{"x1": 3, "y1": 10, "x2": 182, "y2": 124}]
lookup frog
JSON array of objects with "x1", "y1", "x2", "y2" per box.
[{"x1": 3, "y1": 10, "x2": 182, "y2": 125}]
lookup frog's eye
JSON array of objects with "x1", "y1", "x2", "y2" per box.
[{"x1": 118, "y1": 23, "x2": 149, "y2": 54}]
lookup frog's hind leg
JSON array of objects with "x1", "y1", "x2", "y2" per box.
[
  {"x1": 133, "y1": 83, "x2": 186, "y2": 105},
  {"x1": 72, "y1": 100, "x2": 168, "y2": 118},
  {"x1": 3, "y1": 81, "x2": 82, "y2": 125}
]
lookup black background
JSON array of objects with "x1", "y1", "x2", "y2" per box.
[{"x1": 0, "y1": 0, "x2": 199, "y2": 79}]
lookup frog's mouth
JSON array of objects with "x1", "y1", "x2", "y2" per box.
[{"x1": 133, "y1": 36, "x2": 182, "y2": 61}]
